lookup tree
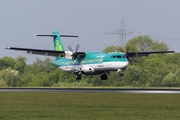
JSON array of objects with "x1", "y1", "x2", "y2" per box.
[
  {"x1": 148, "y1": 75, "x2": 162, "y2": 87},
  {"x1": 29, "y1": 74, "x2": 43, "y2": 87},
  {"x1": 0, "y1": 79, "x2": 8, "y2": 87},
  {"x1": 17, "y1": 72, "x2": 33, "y2": 87},
  {"x1": 42, "y1": 58, "x2": 56, "y2": 73},
  {"x1": 0, "y1": 56, "x2": 15, "y2": 70},
  {"x1": 161, "y1": 72, "x2": 176, "y2": 87},
  {"x1": 150, "y1": 41, "x2": 169, "y2": 51},
  {"x1": 0, "y1": 69, "x2": 18, "y2": 87},
  {"x1": 103, "y1": 45, "x2": 118, "y2": 52},
  {"x1": 127, "y1": 35, "x2": 153, "y2": 52},
  {"x1": 103, "y1": 36, "x2": 169, "y2": 53},
  {"x1": 14, "y1": 56, "x2": 27, "y2": 74},
  {"x1": 121, "y1": 66, "x2": 143, "y2": 86}
]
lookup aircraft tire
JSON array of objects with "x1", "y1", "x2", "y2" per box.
[
  {"x1": 101, "y1": 74, "x2": 107, "y2": 80},
  {"x1": 76, "y1": 74, "x2": 81, "y2": 80},
  {"x1": 119, "y1": 73, "x2": 123, "y2": 76}
]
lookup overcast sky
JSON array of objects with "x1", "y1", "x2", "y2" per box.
[{"x1": 1, "y1": 0, "x2": 180, "y2": 64}]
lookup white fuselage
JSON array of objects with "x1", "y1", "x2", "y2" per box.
[{"x1": 58, "y1": 61, "x2": 129, "y2": 75}]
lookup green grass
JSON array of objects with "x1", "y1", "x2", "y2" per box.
[
  {"x1": 0, "y1": 92, "x2": 180, "y2": 120},
  {"x1": 6, "y1": 86, "x2": 180, "y2": 89}
]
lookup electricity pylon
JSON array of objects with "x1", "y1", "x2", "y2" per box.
[{"x1": 105, "y1": 17, "x2": 141, "y2": 47}]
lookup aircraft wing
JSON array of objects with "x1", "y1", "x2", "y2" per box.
[
  {"x1": 4, "y1": 47, "x2": 86, "y2": 58},
  {"x1": 4, "y1": 47, "x2": 66, "y2": 57},
  {"x1": 124, "y1": 51, "x2": 175, "y2": 58}
]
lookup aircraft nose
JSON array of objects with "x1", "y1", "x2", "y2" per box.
[{"x1": 122, "y1": 61, "x2": 129, "y2": 68}]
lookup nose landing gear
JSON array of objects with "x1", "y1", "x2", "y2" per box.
[
  {"x1": 117, "y1": 69, "x2": 124, "y2": 76},
  {"x1": 119, "y1": 72, "x2": 124, "y2": 76}
]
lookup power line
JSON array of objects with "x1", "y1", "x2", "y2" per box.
[
  {"x1": 126, "y1": 34, "x2": 180, "y2": 41},
  {"x1": 105, "y1": 17, "x2": 140, "y2": 47},
  {"x1": 124, "y1": 16, "x2": 180, "y2": 24}
]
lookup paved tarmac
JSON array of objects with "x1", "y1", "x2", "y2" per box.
[{"x1": 0, "y1": 88, "x2": 180, "y2": 93}]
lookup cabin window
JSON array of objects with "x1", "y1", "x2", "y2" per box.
[{"x1": 117, "y1": 55, "x2": 122, "y2": 58}]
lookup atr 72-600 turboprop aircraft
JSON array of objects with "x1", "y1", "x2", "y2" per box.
[{"x1": 5, "y1": 31, "x2": 174, "y2": 80}]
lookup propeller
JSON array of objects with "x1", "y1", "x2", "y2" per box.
[
  {"x1": 67, "y1": 44, "x2": 73, "y2": 52},
  {"x1": 75, "y1": 43, "x2": 81, "y2": 53},
  {"x1": 67, "y1": 43, "x2": 81, "y2": 60}
]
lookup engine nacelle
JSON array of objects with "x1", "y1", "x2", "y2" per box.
[{"x1": 65, "y1": 51, "x2": 73, "y2": 60}]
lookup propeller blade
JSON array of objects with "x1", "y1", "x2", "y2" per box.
[
  {"x1": 67, "y1": 44, "x2": 73, "y2": 52},
  {"x1": 75, "y1": 43, "x2": 81, "y2": 52}
]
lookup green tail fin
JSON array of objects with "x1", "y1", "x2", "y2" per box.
[
  {"x1": 53, "y1": 31, "x2": 65, "y2": 60},
  {"x1": 34, "y1": 30, "x2": 77, "y2": 60}
]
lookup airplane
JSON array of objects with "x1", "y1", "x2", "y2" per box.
[{"x1": 5, "y1": 31, "x2": 175, "y2": 80}]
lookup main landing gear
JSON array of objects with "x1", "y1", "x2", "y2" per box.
[
  {"x1": 101, "y1": 72, "x2": 108, "y2": 80},
  {"x1": 101, "y1": 74, "x2": 107, "y2": 80},
  {"x1": 76, "y1": 73, "x2": 81, "y2": 80}
]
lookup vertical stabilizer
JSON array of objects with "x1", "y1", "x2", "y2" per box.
[
  {"x1": 33, "y1": 31, "x2": 78, "y2": 60},
  {"x1": 53, "y1": 31, "x2": 65, "y2": 60},
  {"x1": 53, "y1": 31, "x2": 65, "y2": 51}
]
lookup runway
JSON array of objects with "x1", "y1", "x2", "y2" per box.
[{"x1": 0, "y1": 88, "x2": 180, "y2": 93}]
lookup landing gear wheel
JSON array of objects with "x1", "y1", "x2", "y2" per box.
[
  {"x1": 101, "y1": 74, "x2": 107, "y2": 80},
  {"x1": 119, "y1": 72, "x2": 123, "y2": 76},
  {"x1": 76, "y1": 74, "x2": 82, "y2": 80}
]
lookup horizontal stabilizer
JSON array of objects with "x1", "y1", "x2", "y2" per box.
[
  {"x1": 33, "y1": 35, "x2": 57, "y2": 37},
  {"x1": 60, "y1": 35, "x2": 78, "y2": 37},
  {"x1": 33, "y1": 34, "x2": 78, "y2": 37}
]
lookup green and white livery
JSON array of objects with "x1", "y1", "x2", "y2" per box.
[{"x1": 5, "y1": 31, "x2": 175, "y2": 80}]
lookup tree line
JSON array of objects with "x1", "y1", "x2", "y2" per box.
[{"x1": 0, "y1": 35, "x2": 179, "y2": 87}]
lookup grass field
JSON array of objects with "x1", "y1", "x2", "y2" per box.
[
  {"x1": 6, "y1": 86, "x2": 180, "y2": 89},
  {"x1": 0, "y1": 92, "x2": 180, "y2": 120}
]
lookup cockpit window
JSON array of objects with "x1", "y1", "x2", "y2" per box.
[
  {"x1": 122, "y1": 55, "x2": 126, "y2": 58},
  {"x1": 111, "y1": 55, "x2": 116, "y2": 58},
  {"x1": 117, "y1": 55, "x2": 122, "y2": 58}
]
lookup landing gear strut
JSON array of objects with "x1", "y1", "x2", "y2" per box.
[
  {"x1": 117, "y1": 69, "x2": 124, "y2": 76},
  {"x1": 76, "y1": 74, "x2": 81, "y2": 80}
]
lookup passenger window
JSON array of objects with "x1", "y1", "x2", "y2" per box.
[{"x1": 117, "y1": 55, "x2": 122, "y2": 58}]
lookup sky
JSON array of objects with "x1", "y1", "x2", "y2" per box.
[{"x1": 1, "y1": 0, "x2": 180, "y2": 64}]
